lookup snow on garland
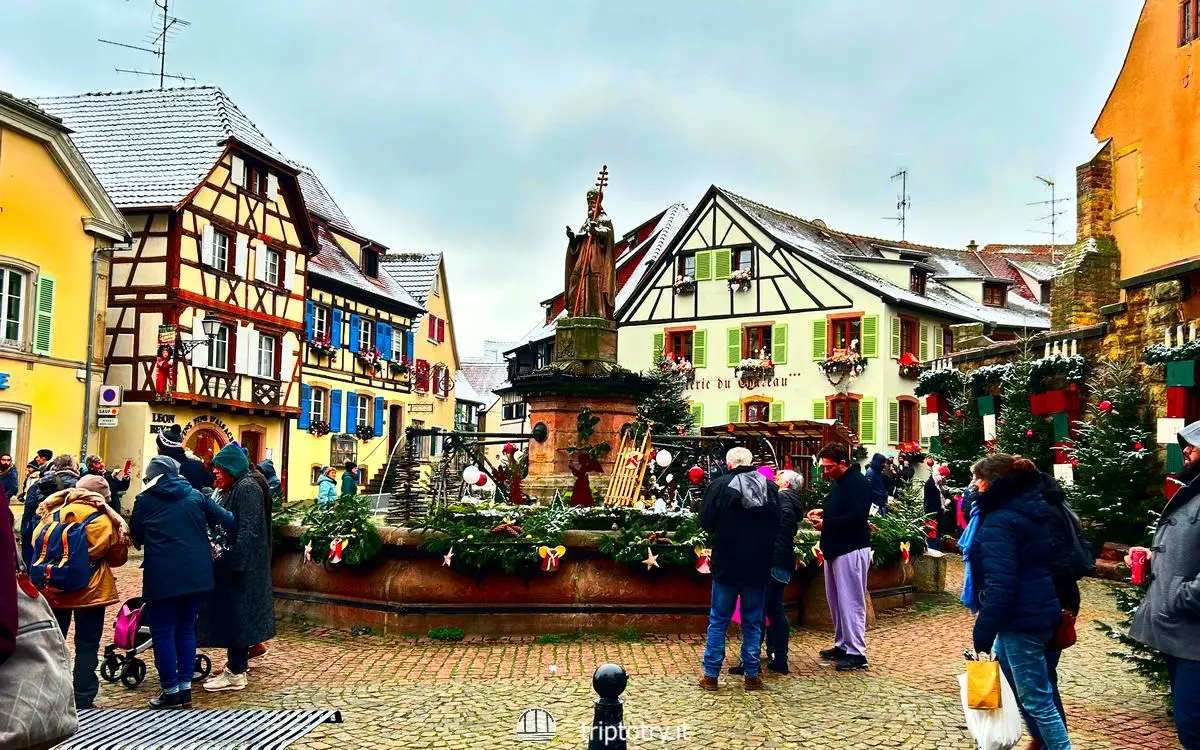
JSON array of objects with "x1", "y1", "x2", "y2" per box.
[
  {"x1": 1027, "y1": 354, "x2": 1087, "y2": 392},
  {"x1": 915, "y1": 368, "x2": 963, "y2": 397},
  {"x1": 1144, "y1": 338, "x2": 1200, "y2": 364},
  {"x1": 969, "y1": 363, "x2": 1012, "y2": 395}
]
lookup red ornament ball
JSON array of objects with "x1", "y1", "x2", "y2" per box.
[
  {"x1": 1098, "y1": 400, "x2": 1114, "y2": 413},
  {"x1": 475, "y1": 474, "x2": 488, "y2": 487},
  {"x1": 1071, "y1": 459, "x2": 1079, "y2": 468},
  {"x1": 955, "y1": 410, "x2": 964, "y2": 418},
  {"x1": 1134, "y1": 441, "x2": 1144, "y2": 451},
  {"x1": 1026, "y1": 429, "x2": 1035, "y2": 438},
  {"x1": 687, "y1": 466, "x2": 705, "y2": 484}
]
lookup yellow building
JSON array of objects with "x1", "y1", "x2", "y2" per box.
[
  {"x1": 0, "y1": 91, "x2": 129, "y2": 470},
  {"x1": 38, "y1": 88, "x2": 315, "y2": 494},
  {"x1": 381, "y1": 253, "x2": 460, "y2": 461},
  {"x1": 288, "y1": 168, "x2": 422, "y2": 498}
]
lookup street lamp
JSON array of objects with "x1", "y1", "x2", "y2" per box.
[{"x1": 176, "y1": 317, "x2": 221, "y2": 357}]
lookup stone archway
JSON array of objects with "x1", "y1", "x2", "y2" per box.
[{"x1": 185, "y1": 425, "x2": 228, "y2": 468}]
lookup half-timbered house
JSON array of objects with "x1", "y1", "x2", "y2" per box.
[
  {"x1": 616, "y1": 186, "x2": 1056, "y2": 453},
  {"x1": 290, "y1": 168, "x2": 423, "y2": 497},
  {"x1": 38, "y1": 88, "x2": 316, "y2": 490}
]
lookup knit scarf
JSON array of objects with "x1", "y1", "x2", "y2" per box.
[{"x1": 959, "y1": 501, "x2": 982, "y2": 613}]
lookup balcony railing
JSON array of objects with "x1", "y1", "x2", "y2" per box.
[{"x1": 197, "y1": 371, "x2": 237, "y2": 401}]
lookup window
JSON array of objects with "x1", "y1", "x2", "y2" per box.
[
  {"x1": 310, "y1": 386, "x2": 327, "y2": 424},
  {"x1": 942, "y1": 326, "x2": 954, "y2": 355},
  {"x1": 313, "y1": 306, "x2": 329, "y2": 341},
  {"x1": 898, "y1": 399, "x2": 918, "y2": 444},
  {"x1": 411, "y1": 420, "x2": 429, "y2": 459},
  {"x1": 310, "y1": 465, "x2": 323, "y2": 485},
  {"x1": 1040, "y1": 281, "x2": 1052, "y2": 304},
  {"x1": 211, "y1": 231, "x2": 232, "y2": 273},
  {"x1": 899, "y1": 317, "x2": 918, "y2": 357},
  {"x1": 0, "y1": 268, "x2": 25, "y2": 344},
  {"x1": 264, "y1": 249, "x2": 282, "y2": 286},
  {"x1": 909, "y1": 269, "x2": 926, "y2": 295},
  {"x1": 207, "y1": 323, "x2": 230, "y2": 370},
  {"x1": 392, "y1": 330, "x2": 405, "y2": 363},
  {"x1": 983, "y1": 283, "x2": 1007, "y2": 307},
  {"x1": 502, "y1": 399, "x2": 527, "y2": 421},
  {"x1": 830, "y1": 397, "x2": 859, "y2": 434},
  {"x1": 331, "y1": 433, "x2": 357, "y2": 468},
  {"x1": 256, "y1": 334, "x2": 277, "y2": 378},
  {"x1": 677, "y1": 254, "x2": 696, "y2": 279},
  {"x1": 1183, "y1": 0, "x2": 1197, "y2": 45},
  {"x1": 362, "y1": 249, "x2": 379, "y2": 279},
  {"x1": 535, "y1": 341, "x2": 554, "y2": 368},
  {"x1": 829, "y1": 317, "x2": 862, "y2": 354},
  {"x1": 360, "y1": 318, "x2": 374, "y2": 352},
  {"x1": 744, "y1": 400, "x2": 770, "y2": 423},
  {"x1": 733, "y1": 247, "x2": 753, "y2": 272},
  {"x1": 356, "y1": 394, "x2": 371, "y2": 428},
  {"x1": 667, "y1": 331, "x2": 693, "y2": 362},
  {"x1": 432, "y1": 273, "x2": 441, "y2": 295},
  {"x1": 432, "y1": 365, "x2": 450, "y2": 398},
  {"x1": 744, "y1": 325, "x2": 772, "y2": 359},
  {"x1": 241, "y1": 161, "x2": 269, "y2": 196}
]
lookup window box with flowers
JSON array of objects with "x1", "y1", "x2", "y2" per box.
[
  {"x1": 673, "y1": 276, "x2": 696, "y2": 295},
  {"x1": 356, "y1": 345, "x2": 383, "y2": 372},
  {"x1": 309, "y1": 333, "x2": 336, "y2": 358},
  {"x1": 659, "y1": 356, "x2": 695, "y2": 382},
  {"x1": 389, "y1": 360, "x2": 410, "y2": 377},
  {"x1": 735, "y1": 356, "x2": 774, "y2": 380},
  {"x1": 897, "y1": 441, "x2": 924, "y2": 463},
  {"x1": 818, "y1": 346, "x2": 867, "y2": 386},
  {"x1": 728, "y1": 268, "x2": 753, "y2": 292},
  {"x1": 354, "y1": 423, "x2": 375, "y2": 443},
  {"x1": 897, "y1": 352, "x2": 924, "y2": 379},
  {"x1": 308, "y1": 420, "x2": 331, "y2": 438}
]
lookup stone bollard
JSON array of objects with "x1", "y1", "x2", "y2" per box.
[{"x1": 587, "y1": 663, "x2": 627, "y2": 750}]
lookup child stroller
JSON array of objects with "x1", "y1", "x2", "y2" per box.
[{"x1": 100, "y1": 597, "x2": 213, "y2": 689}]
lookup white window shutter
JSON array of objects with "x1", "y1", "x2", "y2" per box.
[
  {"x1": 236, "y1": 324, "x2": 254, "y2": 376},
  {"x1": 234, "y1": 234, "x2": 248, "y2": 277},
  {"x1": 266, "y1": 172, "x2": 279, "y2": 201},
  {"x1": 283, "y1": 251, "x2": 296, "y2": 291},
  {"x1": 231, "y1": 155, "x2": 245, "y2": 188},
  {"x1": 201, "y1": 224, "x2": 215, "y2": 266},
  {"x1": 253, "y1": 241, "x2": 266, "y2": 281},
  {"x1": 279, "y1": 334, "x2": 293, "y2": 382},
  {"x1": 190, "y1": 315, "x2": 208, "y2": 369}
]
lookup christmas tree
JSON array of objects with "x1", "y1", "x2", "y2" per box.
[
  {"x1": 636, "y1": 366, "x2": 694, "y2": 437},
  {"x1": 1096, "y1": 582, "x2": 1172, "y2": 709},
  {"x1": 386, "y1": 438, "x2": 429, "y2": 526},
  {"x1": 1068, "y1": 359, "x2": 1163, "y2": 545},
  {"x1": 995, "y1": 355, "x2": 1055, "y2": 471},
  {"x1": 936, "y1": 379, "x2": 986, "y2": 486}
]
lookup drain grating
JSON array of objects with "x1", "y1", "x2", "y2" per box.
[{"x1": 53, "y1": 708, "x2": 343, "y2": 749}]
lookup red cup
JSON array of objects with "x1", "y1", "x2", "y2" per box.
[{"x1": 1130, "y1": 548, "x2": 1149, "y2": 585}]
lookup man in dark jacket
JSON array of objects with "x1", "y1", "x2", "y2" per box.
[
  {"x1": 809, "y1": 443, "x2": 873, "y2": 671},
  {"x1": 340, "y1": 461, "x2": 359, "y2": 497},
  {"x1": 82, "y1": 455, "x2": 131, "y2": 514},
  {"x1": 697, "y1": 446, "x2": 779, "y2": 691},
  {"x1": 21, "y1": 448, "x2": 52, "y2": 496},
  {"x1": 0, "y1": 454, "x2": 19, "y2": 502},
  {"x1": 257, "y1": 459, "x2": 283, "y2": 500},
  {"x1": 156, "y1": 425, "x2": 213, "y2": 491},
  {"x1": 1131, "y1": 421, "x2": 1200, "y2": 749},
  {"x1": 865, "y1": 453, "x2": 888, "y2": 517}
]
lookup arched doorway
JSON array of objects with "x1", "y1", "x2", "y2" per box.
[{"x1": 185, "y1": 426, "x2": 227, "y2": 468}]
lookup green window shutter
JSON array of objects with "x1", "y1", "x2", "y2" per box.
[
  {"x1": 935, "y1": 329, "x2": 945, "y2": 358},
  {"x1": 811, "y1": 319, "x2": 827, "y2": 360},
  {"x1": 769, "y1": 401, "x2": 784, "y2": 422},
  {"x1": 919, "y1": 325, "x2": 930, "y2": 362},
  {"x1": 32, "y1": 274, "x2": 55, "y2": 356},
  {"x1": 890, "y1": 316, "x2": 901, "y2": 360},
  {"x1": 714, "y1": 249, "x2": 732, "y2": 280},
  {"x1": 726, "y1": 327, "x2": 741, "y2": 367},
  {"x1": 693, "y1": 329, "x2": 707, "y2": 367},
  {"x1": 771, "y1": 324, "x2": 788, "y2": 365},
  {"x1": 652, "y1": 331, "x2": 664, "y2": 365},
  {"x1": 859, "y1": 397, "x2": 877, "y2": 444},
  {"x1": 695, "y1": 250, "x2": 713, "y2": 281},
  {"x1": 812, "y1": 398, "x2": 826, "y2": 420},
  {"x1": 727, "y1": 402, "x2": 741, "y2": 424},
  {"x1": 691, "y1": 402, "x2": 704, "y2": 429},
  {"x1": 861, "y1": 315, "x2": 878, "y2": 358},
  {"x1": 888, "y1": 398, "x2": 900, "y2": 444}
]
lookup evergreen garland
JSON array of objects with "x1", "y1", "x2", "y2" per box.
[
  {"x1": 300, "y1": 493, "x2": 383, "y2": 567},
  {"x1": 915, "y1": 369, "x2": 963, "y2": 398},
  {"x1": 995, "y1": 356, "x2": 1055, "y2": 471}
]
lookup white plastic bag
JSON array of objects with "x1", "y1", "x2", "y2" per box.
[{"x1": 957, "y1": 669, "x2": 1023, "y2": 750}]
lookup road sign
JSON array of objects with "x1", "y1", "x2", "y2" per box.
[
  {"x1": 99, "y1": 385, "x2": 123, "y2": 407},
  {"x1": 96, "y1": 406, "x2": 120, "y2": 416},
  {"x1": 97, "y1": 416, "x2": 119, "y2": 428}
]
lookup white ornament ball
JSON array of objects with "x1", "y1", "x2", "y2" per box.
[
  {"x1": 655, "y1": 449, "x2": 673, "y2": 468},
  {"x1": 462, "y1": 465, "x2": 481, "y2": 485}
]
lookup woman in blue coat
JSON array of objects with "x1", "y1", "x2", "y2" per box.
[
  {"x1": 130, "y1": 456, "x2": 233, "y2": 710},
  {"x1": 316, "y1": 466, "x2": 338, "y2": 507}
]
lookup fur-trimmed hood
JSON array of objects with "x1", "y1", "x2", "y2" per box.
[{"x1": 37, "y1": 487, "x2": 130, "y2": 547}]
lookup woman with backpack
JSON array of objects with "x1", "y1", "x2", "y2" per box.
[
  {"x1": 130, "y1": 456, "x2": 234, "y2": 709},
  {"x1": 32, "y1": 474, "x2": 129, "y2": 709}
]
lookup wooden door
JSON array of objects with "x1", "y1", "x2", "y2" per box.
[{"x1": 388, "y1": 405, "x2": 403, "y2": 454}]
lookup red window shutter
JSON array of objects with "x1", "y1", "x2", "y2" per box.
[
  {"x1": 415, "y1": 359, "x2": 430, "y2": 391},
  {"x1": 437, "y1": 318, "x2": 445, "y2": 343}
]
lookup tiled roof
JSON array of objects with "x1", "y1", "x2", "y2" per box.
[
  {"x1": 1008, "y1": 260, "x2": 1057, "y2": 282},
  {"x1": 35, "y1": 86, "x2": 288, "y2": 208},
  {"x1": 379, "y1": 252, "x2": 442, "y2": 308},
  {"x1": 459, "y1": 361, "x2": 510, "y2": 411},
  {"x1": 308, "y1": 225, "x2": 421, "y2": 312},
  {"x1": 0, "y1": 89, "x2": 68, "y2": 132},
  {"x1": 454, "y1": 370, "x2": 485, "y2": 405},
  {"x1": 295, "y1": 167, "x2": 356, "y2": 234}
]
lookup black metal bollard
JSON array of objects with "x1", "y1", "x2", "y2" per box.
[{"x1": 587, "y1": 663, "x2": 627, "y2": 750}]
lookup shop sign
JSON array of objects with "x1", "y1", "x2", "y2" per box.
[
  {"x1": 686, "y1": 376, "x2": 789, "y2": 391},
  {"x1": 409, "y1": 402, "x2": 435, "y2": 414}
]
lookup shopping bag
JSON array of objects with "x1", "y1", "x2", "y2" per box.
[
  {"x1": 958, "y1": 670, "x2": 1023, "y2": 750},
  {"x1": 731, "y1": 596, "x2": 741, "y2": 624},
  {"x1": 965, "y1": 658, "x2": 1002, "y2": 709}
]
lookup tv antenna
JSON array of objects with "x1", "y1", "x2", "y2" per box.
[
  {"x1": 99, "y1": 0, "x2": 194, "y2": 88},
  {"x1": 883, "y1": 168, "x2": 911, "y2": 241},
  {"x1": 1028, "y1": 175, "x2": 1069, "y2": 263}
]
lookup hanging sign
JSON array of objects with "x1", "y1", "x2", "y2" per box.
[{"x1": 982, "y1": 413, "x2": 997, "y2": 441}]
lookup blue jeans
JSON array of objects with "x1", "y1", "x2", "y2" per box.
[
  {"x1": 998, "y1": 644, "x2": 1065, "y2": 742},
  {"x1": 994, "y1": 631, "x2": 1072, "y2": 750},
  {"x1": 1166, "y1": 655, "x2": 1200, "y2": 749},
  {"x1": 703, "y1": 580, "x2": 766, "y2": 678},
  {"x1": 146, "y1": 594, "x2": 204, "y2": 692}
]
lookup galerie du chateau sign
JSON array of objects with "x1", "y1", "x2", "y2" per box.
[{"x1": 687, "y1": 376, "x2": 789, "y2": 391}]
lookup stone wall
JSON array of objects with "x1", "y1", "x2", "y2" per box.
[{"x1": 1051, "y1": 143, "x2": 1121, "y2": 330}]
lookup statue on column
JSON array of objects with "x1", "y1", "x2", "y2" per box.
[{"x1": 563, "y1": 166, "x2": 616, "y2": 320}]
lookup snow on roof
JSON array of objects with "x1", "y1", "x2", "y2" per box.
[
  {"x1": 454, "y1": 370, "x2": 485, "y2": 405},
  {"x1": 379, "y1": 252, "x2": 441, "y2": 308},
  {"x1": 295, "y1": 167, "x2": 356, "y2": 234},
  {"x1": 459, "y1": 361, "x2": 510, "y2": 411},
  {"x1": 1008, "y1": 260, "x2": 1058, "y2": 283},
  {"x1": 35, "y1": 86, "x2": 288, "y2": 208},
  {"x1": 308, "y1": 225, "x2": 421, "y2": 312}
]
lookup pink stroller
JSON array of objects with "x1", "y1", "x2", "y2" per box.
[{"x1": 100, "y1": 597, "x2": 213, "y2": 689}]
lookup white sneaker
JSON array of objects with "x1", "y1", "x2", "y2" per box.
[{"x1": 203, "y1": 670, "x2": 247, "y2": 692}]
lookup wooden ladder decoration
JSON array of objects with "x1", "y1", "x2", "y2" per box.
[{"x1": 604, "y1": 430, "x2": 652, "y2": 507}]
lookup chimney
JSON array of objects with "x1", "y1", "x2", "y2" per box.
[
  {"x1": 1076, "y1": 141, "x2": 1114, "y2": 241},
  {"x1": 967, "y1": 240, "x2": 978, "y2": 254}
]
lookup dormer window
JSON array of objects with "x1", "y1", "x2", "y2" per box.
[
  {"x1": 362, "y1": 249, "x2": 379, "y2": 278},
  {"x1": 1039, "y1": 281, "x2": 1052, "y2": 304},
  {"x1": 983, "y1": 282, "x2": 1007, "y2": 307},
  {"x1": 909, "y1": 269, "x2": 927, "y2": 296}
]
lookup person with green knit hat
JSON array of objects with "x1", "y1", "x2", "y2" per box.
[{"x1": 197, "y1": 442, "x2": 275, "y2": 693}]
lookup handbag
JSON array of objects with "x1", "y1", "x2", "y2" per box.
[
  {"x1": 0, "y1": 568, "x2": 79, "y2": 748},
  {"x1": 1047, "y1": 609, "x2": 1078, "y2": 651},
  {"x1": 965, "y1": 657, "x2": 1003, "y2": 710}
]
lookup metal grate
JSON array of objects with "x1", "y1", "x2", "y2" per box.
[{"x1": 54, "y1": 708, "x2": 342, "y2": 749}]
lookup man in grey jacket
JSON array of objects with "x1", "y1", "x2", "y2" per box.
[{"x1": 1130, "y1": 420, "x2": 1200, "y2": 749}]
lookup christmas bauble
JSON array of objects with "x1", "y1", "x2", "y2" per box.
[
  {"x1": 1026, "y1": 429, "x2": 1034, "y2": 438},
  {"x1": 687, "y1": 466, "x2": 705, "y2": 484},
  {"x1": 955, "y1": 410, "x2": 964, "y2": 418},
  {"x1": 462, "y1": 465, "x2": 481, "y2": 485},
  {"x1": 655, "y1": 449, "x2": 673, "y2": 468},
  {"x1": 1098, "y1": 400, "x2": 1114, "y2": 413},
  {"x1": 1134, "y1": 441, "x2": 1144, "y2": 451},
  {"x1": 475, "y1": 474, "x2": 488, "y2": 487}
]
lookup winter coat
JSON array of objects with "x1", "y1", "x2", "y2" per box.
[
  {"x1": 340, "y1": 469, "x2": 359, "y2": 498},
  {"x1": 0, "y1": 501, "x2": 17, "y2": 666},
  {"x1": 969, "y1": 471, "x2": 1061, "y2": 653},
  {"x1": 820, "y1": 463, "x2": 872, "y2": 561},
  {"x1": 923, "y1": 476, "x2": 942, "y2": 515},
  {"x1": 257, "y1": 459, "x2": 283, "y2": 499},
  {"x1": 130, "y1": 473, "x2": 233, "y2": 602},
  {"x1": 198, "y1": 473, "x2": 276, "y2": 649},
  {"x1": 1039, "y1": 473, "x2": 1086, "y2": 614},
  {"x1": 865, "y1": 454, "x2": 888, "y2": 512},
  {"x1": 157, "y1": 446, "x2": 214, "y2": 491},
  {"x1": 699, "y1": 466, "x2": 780, "y2": 587},
  {"x1": 21, "y1": 469, "x2": 79, "y2": 567},
  {"x1": 81, "y1": 468, "x2": 131, "y2": 514},
  {"x1": 772, "y1": 487, "x2": 802, "y2": 571},
  {"x1": 317, "y1": 475, "x2": 338, "y2": 507},
  {"x1": 33, "y1": 488, "x2": 129, "y2": 609},
  {"x1": 0, "y1": 466, "x2": 17, "y2": 502},
  {"x1": 1131, "y1": 425, "x2": 1200, "y2": 660}
]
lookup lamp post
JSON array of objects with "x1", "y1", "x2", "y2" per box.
[{"x1": 176, "y1": 317, "x2": 221, "y2": 358}]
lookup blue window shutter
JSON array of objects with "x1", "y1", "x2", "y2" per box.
[
  {"x1": 329, "y1": 390, "x2": 343, "y2": 432},
  {"x1": 345, "y1": 390, "x2": 357, "y2": 431},
  {"x1": 331, "y1": 308, "x2": 343, "y2": 348},
  {"x1": 404, "y1": 329, "x2": 415, "y2": 364},
  {"x1": 378, "y1": 322, "x2": 391, "y2": 361},
  {"x1": 374, "y1": 396, "x2": 385, "y2": 437},
  {"x1": 348, "y1": 314, "x2": 361, "y2": 353},
  {"x1": 304, "y1": 301, "x2": 315, "y2": 342},
  {"x1": 298, "y1": 384, "x2": 311, "y2": 430}
]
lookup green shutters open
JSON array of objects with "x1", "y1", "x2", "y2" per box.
[
  {"x1": 32, "y1": 274, "x2": 55, "y2": 356},
  {"x1": 652, "y1": 332, "x2": 664, "y2": 365},
  {"x1": 860, "y1": 397, "x2": 877, "y2": 444},
  {"x1": 690, "y1": 402, "x2": 704, "y2": 429},
  {"x1": 935, "y1": 328, "x2": 945, "y2": 358},
  {"x1": 714, "y1": 249, "x2": 732, "y2": 280},
  {"x1": 890, "y1": 316, "x2": 901, "y2": 359},
  {"x1": 811, "y1": 319, "x2": 827, "y2": 360},
  {"x1": 919, "y1": 325, "x2": 930, "y2": 361},
  {"x1": 771, "y1": 324, "x2": 788, "y2": 365},
  {"x1": 812, "y1": 398, "x2": 826, "y2": 420},
  {"x1": 727, "y1": 402, "x2": 740, "y2": 423},
  {"x1": 695, "y1": 250, "x2": 713, "y2": 281},
  {"x1": 693, "y1": 329, "x2": 707, "y2": 367},
  {"x1": 861, "y1": 315, "x2": 878, "y2": 358},
  {"x1": 769, "y1": 401, "x2": 784, "y2": 422},
  {"x1": 888, "y1": 398, "x2": 900, "y2": 444},
  {"x1": 726, "y1": 327, "x2": 741, "y2": 366}
]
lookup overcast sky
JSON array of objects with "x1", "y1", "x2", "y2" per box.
[{"x1": 1, "y1": 1, "x2": 1142, "y2": 355}]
